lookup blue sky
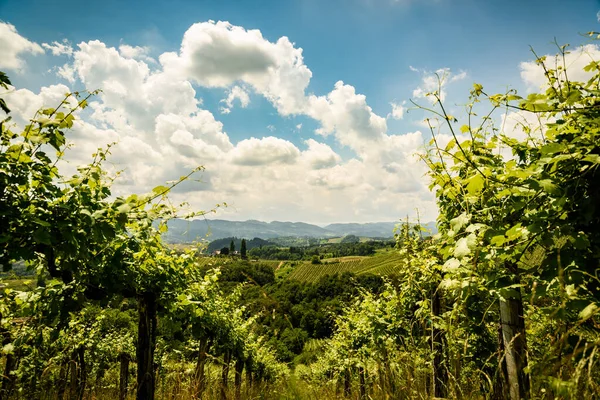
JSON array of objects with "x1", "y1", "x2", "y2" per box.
[{"x1": 1, "y1": 0, "x2": 599, "y2": 223}]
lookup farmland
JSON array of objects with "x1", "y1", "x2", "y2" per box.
[{"x1": 288, "y1": 251, "x2": 404, "y2": 282}]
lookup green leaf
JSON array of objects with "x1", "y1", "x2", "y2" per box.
[
  {"x1": 442, "y1": 258, "x2": 460, "y2": 272},
  {"x1": 117, "y1": 203, "x2": 131, "y2": 214},
  {"x1": 540, "y1": 143, "x2": 564, "y2": 155},
  {"x1": 466, "y1": 174, "x2": 485, "y2": 195},
  {"x1": 583, "y1": 154, "x2": 600, "y2": 164},
  {"x1": 0, "y1": 71, "x2": 12, "y2": 89},
  {"x1": 445, "y1": 139, "x2": 456, "y2": 152},
  {"x1": 0, "y1": 98, "x2": 10, "y2": 114},
  {"x1": 453, "y1": 237, "x2": 471, "y2": 258},
  {"x1": 538, "y1": 179, "x2": 560, "y2": 195},
  {"x1": 579, "y1": 303, "x2": 598, "y2": 320},
  {"x1": 152, "y1": 185, "x2": 169, "y2": 195},
  {"x1": 33, "y1": 218, "x2": 51, "y2": 227},
  {"x1": 505, "y1": 224, "x2": 526, "y2": 241},
  {"x1": 92, "y1": 209, "x2": 106, "y2": 219},
  {"x1": 33, "y1": 228, "x2": 51, "y2": 245},
  {"x1": 464, "y1": 224, "x2": 480, "y2": 234},
  {"x1": 450, "y1": 213, "x2": 470, "y2": 233},
  {"x1": 490, "y1": 235, "x2": 505, "y2": 246}
]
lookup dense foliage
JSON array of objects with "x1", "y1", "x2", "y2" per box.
[
  {"x1": 0, "y1": 85, "x2": 287, "y2": 400},
  {"x1": 246, "y1": 241, "x2": 387, "y2": 260},
  {"x1": 295, "y1": 42, "x2": 600, "y2": 399},
  {"x1": 206, "y1": 237, "x2": 271, "y2": 253}
]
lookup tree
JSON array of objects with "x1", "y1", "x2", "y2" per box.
[
  {"x1": 230, "y1": 239, "x2": 235, "y2": 254},
  {"x1": 0, "y1": 75, "x2": 209, "y2": 400},
  {"x1": 220, "y1": 247, "x2": 230, "y2": 256},
  {"x1": 241, "y1": 239, "x2": 247, "y2": 259},
  {"x1": 340, "y1": 235, "x2": 360, "y2": 244}
]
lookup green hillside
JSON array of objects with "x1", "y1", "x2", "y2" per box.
[{"x1": 288, "y1": 251, "x2": 403, "y2": 282}]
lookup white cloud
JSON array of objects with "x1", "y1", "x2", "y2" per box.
[
  {"x1": 306, "y1": 158, "x2": 366, "y2": 190},
  {"x1": 42, "y1": 40, "x2": 73, "y2": 56},
  {"x1": 0, "y1": 22, "x2": 44, "y2": 70},
  {"x1": 302, "y1": 139, "x2": 341, "y2": 169},
  {"x1": 520, "y1": 44, "x2": 600, "y2": 90},
  {"x1": 389, "y1": 101, "x2": 405, "y2": 120},
  {"x1": 64, "y1": 39, "x2": 200, "y2": 131},
  {"x1": 230, "y1": 136, "x2": 300, "y2": 166},
  {"x1": 155, "y1": 112, "x2": 233, "y2": 157},
  {"x1": 159, "y1": 20, "x2": 404, "y2": 162},
  {"x1": 411, "y1": 67, "x2": 466, "y2": 104},
  {"x1": 3, "y1": 84, "x2": 71, "y2": 125},
  {"x1": 220, "y1": 85, "x2": 250, "y2": 114},
  {"x1": 307, "y1": 81, "x2": 387, "y2": 155},
  {"x1": 57, "y1": 64, "x2": 76, "y2": 83},
  {"x1": 119, "y1": 44, "x2": 148, "y2": 58},
  {"x1": 166, "y1": 20, "x2": 311, "y2": 115},
  {"x1": 119, "y1": 44, "x2": 156, "y2": 63},
  {"x1": 450, "y1": 70, "x2": 467, "y2": 82},
  {"x1": 4, "y1": 20, "x2": 440, "y2": 224}
]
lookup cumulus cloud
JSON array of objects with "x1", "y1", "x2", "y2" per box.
[
  {"x1": 155, "y1": 112, "x2": 233, "y2": 161},
  {"x1": 302, "y1": 139, "x2": 341, "y2": 169},
  {"x1": 165, "y1": 20, "x2": 311, "y2": 115},
  {"x1": 230, "y1": 136, "x2": 300, "y2": 166},
  {"x1": 0, "y1": 22, "x2": 44, "y2": 70},
  {"x1": 307, "y1": 81, "x2": 387, "y2": 154},
  {"x1": 119, "y1": 44, "x2": 148, "y2": 58},
  {"x1": 119, "y1": 44, "x2": 156, "y2": 63},
  {"x1": 158, "y1": 20, "x2": 403, "y2": 160},
  {"x1": 63, "y1": 39, "x2": 201, "y2": 131},
  {"x1": 4, "y1": 20, "x2": 439, "y2": 223},
  {"x1": 306, "y1": 159, "x2": 366, "y2": 190}
]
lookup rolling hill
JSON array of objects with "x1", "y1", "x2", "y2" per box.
[
  {"x1": 288, "y1": 251, "x2": 405, "y2": 282},
  {"x1": 163, "y1": 218, "x2": 437, "y2": 243}
]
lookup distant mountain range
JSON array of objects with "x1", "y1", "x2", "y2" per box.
[{"x1": 163, "y1": 219, "x2": 437, "y2": 243}]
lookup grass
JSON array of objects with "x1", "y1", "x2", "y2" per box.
[{"x1": 0, "y1": 277, "x2": 37, "y2": 291}]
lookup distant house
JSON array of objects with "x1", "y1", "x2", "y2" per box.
[{"x1": 211, "y1": 250, "x2": 221, "y2": 256}]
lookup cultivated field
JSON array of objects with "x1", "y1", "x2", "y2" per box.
[{"x1": 288, "y1": 251, "x2": 403, "y2": 282}]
